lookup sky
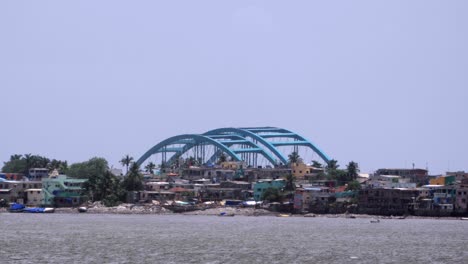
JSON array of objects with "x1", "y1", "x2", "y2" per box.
[{"x1": 1, "y1": 1, "x2": 467, "y2": 174}]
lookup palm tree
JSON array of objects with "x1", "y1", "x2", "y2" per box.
[
  {"x1": 145, "y1": 162, "x2": 156, "y2": 174},
  {"x1": 120, "y1": 155, "x2": 134, "y2": 174},
  {"x1": 217, "y1": 153, "x2": 227, "y2": 164},
  {"x1": 326, "y1": 159, "x2": 339, "y2": 171},
  {"x1": 10, "y1": 154, "x2": 22, "y2": 161},
  {"x1": 288, "y1": 152, "x2": 301, "y2": 164},
  {"x1": 346, "y1": 161, "x2": 359, "y2": 181},
  {"x1": 311, "y1": 160, "x2": 323, "y2": 168},
  {"x1": 122, "y1": 162, "x2": 144, "y2": 192}
]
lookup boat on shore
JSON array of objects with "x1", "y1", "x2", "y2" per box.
[
  {"x1": 78, "y1": 207, "x2": 88, "y2": 213},
  {"x1": 9, "y1": 203, "x2": 54, "y2": 213},
  {"x1": 9, "y1": 203, "x2": 25, "y2": 213},
  {"x1": 277, "y1": 214, "x2": 291, "y2": 217},
  {"x1": 24, "y1": 207, "x2": 55, "y2": 213},
  {"x1": 219, "y1": 212, "x2": 235, "y2": 217}
]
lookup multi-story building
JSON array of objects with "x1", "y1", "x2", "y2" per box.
[
  {"x1": 0, "y1": 179, "x2": 42, "y2": 204},
  {"x1": 358, "y1": 188, "x2": 419, "y2": 215},
  {"x1": 430, "y1": 175, "x2": 456, "y2": 186},
  {"x1": 253, "y1": 179, "x2": 286, "y2": 201},
  {"x1": 42, "y1": 175, "x2": 87, "y2": 207},
  {"x1": 367, "y1": 175, "x2": 417, "y2": 189},
  {"x1": 294, "y1": 187, "x2": 332, "y2": 213},
  {"x1": 375, "y1": 168, "x2": 428, "y2": 185},
  {"x1": 28, "y1": 168, "x2": 49, "y2": 181},
  {"x1": 25, "y1": 189, "x2": 43, "y2": 206},
  {"x1": 455, "y1": 186, "x2": 468, "y2": 215}
]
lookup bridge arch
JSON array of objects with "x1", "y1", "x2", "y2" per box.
[{"x1": 136, "y1": 127, "x2": 331, "y2": 167}]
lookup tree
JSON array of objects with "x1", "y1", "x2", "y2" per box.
[
  {"x1": 83, "y1": 170, "x2": 124, "y2": 207},
  {"x1": 346, "y1": 161, "x2": 359, "y2": 181},
  {"x1": 288, "y1": 152, "x2": 301, "y2": 164},
  {"x1": 217, "y1": 153, "x2": 227, "y2": 164},
  {"x1": 326, "y1": 159, "x2": 339, "y2": 171},
  {"x1": 120, "y1": 155, "x2": 134, "y2": 174},
  {"x1": 2, "y1": 154, "x2": 65, "y2": 175},
  {"x1": 47, "y1": 159, "x2": 68, "y2": 174},
  {"x1": 145, "y1": 162, "x2": 156, "y2": 174},
  {"x1": 311, "y1": 160, "x2": 323, "y2": 168},
  {"x1": 262, "y1": 187, "x2": 283, "y2": 202},
  {"x1": 122, "y1": 162, "x2": 144, "y2": 192},
  {"x1": 346, "y1": 180, "x2": 361, "y2": 191},
  {"x1": 284, "y1": 174, "x2": 296, "y2": 191},
  {"x1": 67, "y1": 157, "x2": 109, "y2": 179}
]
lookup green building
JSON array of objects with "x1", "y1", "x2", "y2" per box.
[
  {"x1": 42, "y1": 175, "x2": 88, "y2": 207},
  {"x1": 253, "y1": 179, "x2": 286, "y2": 201}
]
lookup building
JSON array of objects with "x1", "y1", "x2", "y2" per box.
[
  {"x1": 375, "y1": 168, "x2": 428, "y2": 185},
  {"x1": 430, "y1": 175, "x2": 456, "y2": 186},
  {"x1": 25, "y1": 189, "x2": 43, "y2": 206},
  {"x1": 455, "y1": 186, "x2": 468, "y2": 215},
  {"x1": 358, "y1": 188, "x2": 419, "y2": 215},
  {"x1": 294, "y1": 187, "x2": 333, "y2": 213},
  {"x1": 28, "y1": 168, "x2": 49, "y2": 181},
  {"x1": 140, "y1": 190, "x2": 176, "y2": 202},
  {"x1": 253, "y1": 179, "x2": 286, "y2": 201},
  {"x1": 0, "y1": 179, "x2": 42, "y2": 204},
  {"x1": 367, "y1": 175, "x2": 417, "y2": 189},
  {"x1": 446, "y1": 171, "x2": 468, "y2": 182},
  {"x1": 0, "y1": 173, "x2": 24, "y2": 181},
  {"x1": 42, "y1": 175, "x2": 88, "y2": 207}
]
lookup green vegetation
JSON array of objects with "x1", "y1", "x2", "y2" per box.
[
  {"x1": 1, "y1": 154, "x2": 68, "y2": 174},
  {"x1": 262, "y1": 187, "x2": 283, "y2": 202},
  {"x1": 324, "y1": 160, "x2": 361, "y2": 186},
  {"x1": 346, "y1": 180, "x2": 362, "y2": 191},
  {"x1": 84, "y1": 170, "x2": 124, "y2": 207},
  {"x1": 217, "y1": 153, "x2": 227, "y2": 164},
  {"x1": 288, "y1": 151, "x2": 301, "y2": 164},
  {"x1": 67, "y1": 157, "x2": 109, "y2": 179},
  {"x1": 119, "y1": 154, "x2": 134, "y2": 174},
  {"x1": 122, "y1": 162, "x2": 144, "y2": 191},
  {"x1": 284, "y1": 173, "x2": 296, "y2": 191},
  {"x1": 311, "y1": 160, "x2": 323, "y2": 168},
  {"x1": 144, "y1": 162, "x2": 156, "y2": 174},
  {"x1": 346, "y1": 161, "x2": 359, "y2": 181}
]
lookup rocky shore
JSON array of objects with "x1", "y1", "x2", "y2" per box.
[{"x1": 0, "y1": 203, "x2": 463, "y2": 219}]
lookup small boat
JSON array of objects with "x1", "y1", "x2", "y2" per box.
[
  {"x1": 24, "y1": 207, "x2": 55, "y2": 213},
  {"x1": 78, "y1": 207, "x2": 88, "y2": 213},
  {"x1": 277, "y1": 214, "x2": 291, "y2": 217},
  {"x1": 461, "y1": 217, "x2": 468, "y2": 221},
  {"x1": 9, "y1": 203, "x2": 25, "y2": 213},
  {"x1": 370, "y1": 219, "x2": 380, "y2": 223},
  {"x1": 219, "y1": 212, "x2": 235, "y2": 217}
]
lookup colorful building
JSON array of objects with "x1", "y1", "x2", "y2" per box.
[
  {"x1": 429, "y1": 175, "x2": 456, "y2": 186},
  {"x1": 253, "y1": 179, "x2": 285, "y2": 201},
  {"x1": 42, "y1": 175, "x2": 88, "y2": 207}
]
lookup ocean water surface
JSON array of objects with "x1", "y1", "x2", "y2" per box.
[{"x1": 1, "y1": 213, "x2": 466, "y2": 263}]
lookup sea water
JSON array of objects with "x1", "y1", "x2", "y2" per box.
[{"x1": 1, "y1": 214, "x2": 466, "y2": 263}]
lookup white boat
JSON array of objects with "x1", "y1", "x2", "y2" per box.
[{"x1": 78, "y1": 207, "x2": 87, "y2": 213}]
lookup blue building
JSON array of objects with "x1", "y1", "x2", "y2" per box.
[{"x1": 253, "y1": 179, "x2": 286, "y2": 201}]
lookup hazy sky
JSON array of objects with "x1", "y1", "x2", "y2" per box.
[{"x1": 1, "y1": 1, "x2": 467, "y2": 174}]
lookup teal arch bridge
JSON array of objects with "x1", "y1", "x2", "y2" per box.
[{"x1": 136, "y1": 127, "x2": 331, "y2": 167}]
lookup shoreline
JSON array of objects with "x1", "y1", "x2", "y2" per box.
[{"x1": 0, "y1": 205, "x2": 465, "y2": 220}]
